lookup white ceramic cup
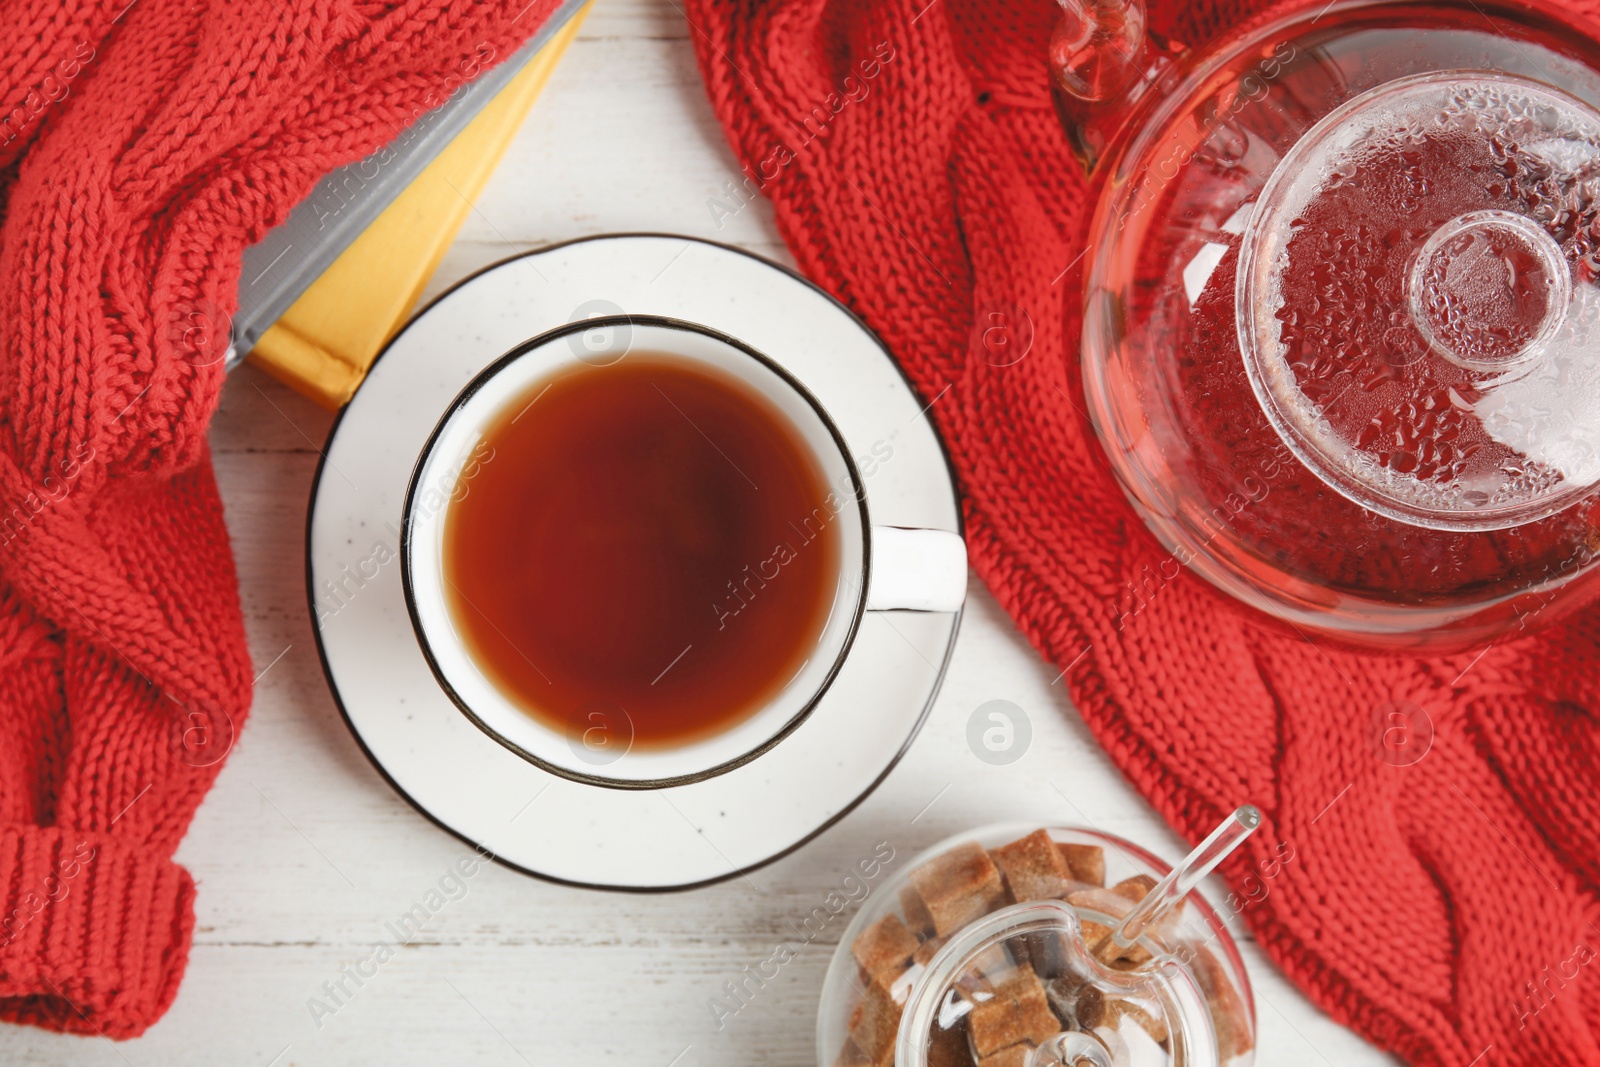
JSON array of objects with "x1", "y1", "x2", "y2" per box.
[{"x1": 402, "y1": 316, "x2": 967, "y2": 788}]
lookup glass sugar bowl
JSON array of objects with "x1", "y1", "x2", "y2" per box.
[
  {"x1": 818, "y1": 826, "x2": 1254, "y2": 1067},
  {"x1": 1056, "y1": 0, "x2": 1600, "y2": 649}
]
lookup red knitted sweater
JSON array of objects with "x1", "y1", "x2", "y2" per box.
[
  {"x1": 682, "y1": 0, "x2": 1600, "y2": 1064},
  {"x1": 0, "y1": 0, "x2": 560, "y2": 1039}
]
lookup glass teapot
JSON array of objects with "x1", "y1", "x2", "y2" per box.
[{"x1": 1056, "y1": 0, "x2": 1600, "y2": 649}]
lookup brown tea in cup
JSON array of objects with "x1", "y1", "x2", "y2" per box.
[{"x1": 441, "y1": 353, "x2": 843, "y2": 749}]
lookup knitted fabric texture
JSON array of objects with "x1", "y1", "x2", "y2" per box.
[
  {"x1": 0, "y1": 0, "x2": 560, "y2": 1039},
  {"x1": 683, "y1": 0, "x2": 1600, "y2": 1064}
]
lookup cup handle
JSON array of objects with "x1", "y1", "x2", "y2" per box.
[{"x1": 866, "y1": 527, "x2": 967, "y2": 612}]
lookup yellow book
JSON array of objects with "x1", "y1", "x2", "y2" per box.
[{"x1": 250, "y1": 6, "x2": 588, "y2": 408}]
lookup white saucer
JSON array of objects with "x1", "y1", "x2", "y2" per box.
[{"x1": 307, "y1": 234, "x2": 963, "y2": 890}]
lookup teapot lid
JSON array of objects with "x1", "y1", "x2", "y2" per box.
[
  {"x1": 895, "y1": 900, "x2": 1219, "y2": 1067},
  {"x1": 1237, "y1": 71, "x2": 1600, "y2": 531}
]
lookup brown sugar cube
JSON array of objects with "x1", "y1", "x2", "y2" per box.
[
  {"x1": 1111, "y1": 874, "x2": 1159, "y2": 903},
  {"x1": 909, "y1": 843, "x2": 1007, "y2": 937},
  {"x1": 1079, "y1": 918, "x2": 1113, "y2": 953},
  {"x1": 1103, "y1": 875, "x2": 1184, "y2": 947},
  {"x1": 1123, "y1": 877, "x2": 1186, "y2": 941},
  {"x1": 1080, "y1": 916, "x2": 1151, "y2": 965},
  {"x1": 1114, "y1": 874, "x2": 1186, "y2": 941},
  {"x1": 1016, "y1": 987, "x2": 1062, "y2": 1042},
  {"x1": 1070, "y1": 893, "x2": 1153, "y2": 968},
  {"x1": 853, "y1": 912, "x2": 921, "y2": 977},
  {"x1": 992, "y1": 830, "x2": 1075, "y2": 902},
  {"x1": 1120, "y1": 940, "x2": 1158, "y2": 966},
  {"x1": 995, "y1": 965, "x2": 1049, "y2": 1003},
  {"x1": 1067, "y1": 887, "x2": 1134, "y2": 920},
  {"x1": 848, "y1": 971, "x2": 905, "y2": 1063},
  {"x1": 901, "y1": 883, "x2": 938, "y2": 936},
  {"x1": 1079, "y1": 918, "x2": 1112, "y2": 948},
  {"x1": 976, "y1": 1045, "x2": 1033, "y2": 1067},
  {"x1": 968, "y1": 968, "x2": 1062, "y2": 1056},
  {"x1": 1107, "y1": 998, "x2": 1170, "y2": 1045},
  {"x1": 1106, "y1": 926, "x2": 1155, "y2": 968},
  {"x1": 1058, "y1": 843, "x2": 1106, "y2": 887},
  {"x1": 1024, "y1": 1005, "x2": 1062, "y2": 1046},
  {"x1": 1191, "y1": 945, "x2": 1253, "y2": 1060},
  {"x1": 968, "y1": 995, "x2": 1031, "y2": 1057}
]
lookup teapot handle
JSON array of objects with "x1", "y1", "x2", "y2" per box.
[{"x1": 1048, "y1": 0, "x2": 1186, "y2": 175}]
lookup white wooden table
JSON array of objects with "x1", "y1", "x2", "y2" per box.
[{"x1": 12, "y1": 3, "x2": 1399, "y2": 1063}]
